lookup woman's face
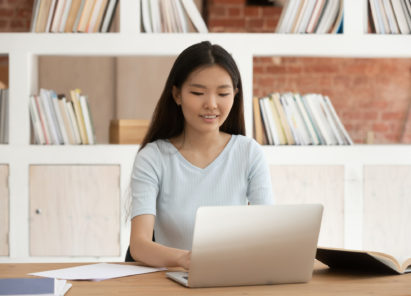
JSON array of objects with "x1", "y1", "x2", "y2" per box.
[{"x1": 173, "y1": 65, "x2": 237, "y2": 135}]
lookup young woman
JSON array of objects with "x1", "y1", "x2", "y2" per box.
[{"x1": 128, "y1": 41, "x2": 273, "y2": 269}]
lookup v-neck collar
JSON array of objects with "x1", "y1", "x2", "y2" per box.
[{"x1": 166, "y1": 135, "x2": 235, "y2": 172}]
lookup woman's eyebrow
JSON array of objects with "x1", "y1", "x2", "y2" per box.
[{"x1": 189, "y1": 84, "x2": 232, "y2": 89}]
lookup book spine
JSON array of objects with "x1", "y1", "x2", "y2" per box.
[
  {"x1": 302, "y1": 94, "x2": 326, "y2": 145},
  {"x1": 30, "y1": 0, "x2": 41, "y2": 32},
  {"x1": 79, "y1": 95, "x2": 95, "y2": 144},
  {"x1": 180, "y1": 0, "x2": 208, "y2": 33},
  {"x1": 100, "y1": 0, "x2": 118, "y2": 33},
  {"x1": 58, "y1": 0, "x2": 73, "y2": 32},
  {"x1": 263, "y1": 96, "x2": 280, "y2": 145},
  {"x1": 58, "y1": 97, "x2": 75, "y2": 144},
  {"x1": 52, "y1": 93, "x2": 69, "y2": 144},
  {"x1": 259, "y1": 97, "x2": 274, "y2": 145},
  {"x1": 70, "y1": 89, "x2": 88, "y2": 144},
  {"x1": 33, "y1": 94, "x2": 51, "y2": 145},
  {"x1": 294, "y1": 93, "x2": 320, "y2": 145},
  {"x1": 29, "y1": 95, "x2": 46, "y2": 144},
  {"x1": 66, "y1": 100, "x2": 82, "y2": 144},
  {"x1": 47, "y1": 90, "x2": 64, "y2": 144},
  {"x1": 252, "y1": 96, "x2": 266, "y2": 145},
  {"x1": 39, "y1": 89, "x2": 59, "y2": 144},
  {"x1": 268, "y1": 95, "x2": 287, "y2": 145},
  {"x1": 45, "y1": 0, "x2": 58, "y2": 32}
]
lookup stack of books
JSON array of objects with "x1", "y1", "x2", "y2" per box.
[
  {"x1": 30, "y1": 0, "x2": 119, "y2": 33},
  {"x1": 369, "y1": 0, "x2": 411, "y2": 34},
  {"x1": 141, "y1": 0, "x2": 208, "y2": 33},
  {"x1": 275, "y1": 0, "x2": 344, "y2": 34},
  {"x1": 0, "y1": 278, "x2": 71, "y2": 296},
  {"x1": 29, "y1": 88, "x2": 96, "y2": 145},
  {"x1": 0, "y1": 88, "x2": 8, "y2": 144},
  {"x1": 253, "y1": 92, "x2": 353, "y2": 145}
]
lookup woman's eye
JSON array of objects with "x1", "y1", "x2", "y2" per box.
[
  {"x1": 190, "y1": 91, "x2": 203, "y2": 96},
  {"x1": 219, "y1": 93, "x2": 230, "y2": 97}
]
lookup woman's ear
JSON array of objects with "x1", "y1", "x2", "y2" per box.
[{"x1": 172, "y1": 86, "x2": 181, "y2": 105}]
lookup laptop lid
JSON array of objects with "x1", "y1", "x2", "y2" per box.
[{"x1": 187, "y1": 204, "x2": 323, "y2": 288}]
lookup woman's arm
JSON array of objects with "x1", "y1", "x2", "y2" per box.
[
  {"x1": 247, "y1": 140, "x2": 274, "y2": 205},
  {"x1": 130, "y1": 214, "x2": 191, "y2": 269}
]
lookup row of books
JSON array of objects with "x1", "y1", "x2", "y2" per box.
[
  {"x1": 369, "y1": 0, "x2": 411, "y2": 34},
  {"x1": 141, "y1": 0, "x2": 208, "y2": 33},
  {"x1": 276, "y1": 0, "x2": 344, "y2": 34},
  {"x1": 29, "y1": 88, "x2": 96, "y2": 145},
  {"x1": 30, "y1": 0, "x2": 118, "y2": 33},
  {"x1": 0, "y1": 89, "x2": 8, "y2": 144},
  {"x1": 253, "y1": 92, "x2": 353, "y2": 145}
]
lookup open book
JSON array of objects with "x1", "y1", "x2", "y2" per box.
[{"x1": 316, "y1": 247, "x2": 411, "y2": 274}]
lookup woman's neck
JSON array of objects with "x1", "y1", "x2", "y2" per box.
[{"x1": 171, "y1": 130, "x2": 230, "y2": 154}]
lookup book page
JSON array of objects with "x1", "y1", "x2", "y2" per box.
[
  {"x1": 369, "y1": 253, "x2": 401, "y2": 273},
  {"x1": 401, "y1": 257, "x2": 411, "y2": 273}
]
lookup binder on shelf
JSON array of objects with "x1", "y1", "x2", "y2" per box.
[{"x1": 254, "y1": 92, "x2": 353, "y2": 146}]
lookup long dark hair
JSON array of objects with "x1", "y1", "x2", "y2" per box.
[{"x1": 140, "y1": 41, "x2": 245, "y2": 151}]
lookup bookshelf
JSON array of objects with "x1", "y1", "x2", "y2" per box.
[{"x1": 0, "y1": 0, "x2": 411, "y2": 262}]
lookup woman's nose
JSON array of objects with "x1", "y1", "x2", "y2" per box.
[{"x1": 204, "y1": 94, "x2": 217, "y2": 109}]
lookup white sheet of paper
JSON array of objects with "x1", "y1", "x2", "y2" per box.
[{"x1": 29, "y1": 263, "x2": 167, "y2": 281}]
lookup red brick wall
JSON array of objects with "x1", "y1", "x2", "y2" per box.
[
  {"x1": 207, "y1": 0, "x2": 281, "y2": 32},
  {"x1": 207, "y1": 0, "x2": 411, "y2": 144},
  {"x1": 0, "y1": 0, "x2": 33, "y2": 87},
  {"x1": 0, "y1": 0, "x2": 33, "y2": 32}
]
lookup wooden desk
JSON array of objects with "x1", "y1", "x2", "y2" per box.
[{"x1": 1, "y1": 262, "x2": 410, "y2": 296}]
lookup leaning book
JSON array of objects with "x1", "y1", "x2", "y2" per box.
[{"x1": 316, "y1": 247, "x2": 411, "y2": 274}]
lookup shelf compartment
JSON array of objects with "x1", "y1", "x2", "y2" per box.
[
  {"x1": 33, "y1": 55, "x2": 176, "y2": 144},
  {"x1": 253, "y1": 56, "x2": 411, "y2": 144}
]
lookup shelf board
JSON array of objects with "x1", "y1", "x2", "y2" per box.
[
  {"x1": 1, "y1": 33, "x2": 411, "y2": 57},
  {"x1": 262, "y1": 144, "x2": 411, "y2": 164},
  {"x1": 1, "y1": 144, "x2": 411, "y2": 164},
  {"x1": 0, "y1": 144, "x2": 139, "y2": 164}
]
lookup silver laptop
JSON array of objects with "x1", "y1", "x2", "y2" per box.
[{"x1": 166, "y1": 204, "x2": 323, "y2": 288}]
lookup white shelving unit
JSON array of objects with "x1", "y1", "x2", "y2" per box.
[{"x1": 1, "y1": 0, "x2": 411, "y2": 262}]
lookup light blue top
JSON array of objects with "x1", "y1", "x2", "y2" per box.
[{"x1": 131, "y1": 135, "x2": 274, "y2": 250}]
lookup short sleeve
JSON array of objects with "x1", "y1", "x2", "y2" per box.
[
  {"x1": 246, "y1": 139, "x2": 274, "y2": 205},
  {"x1": 130, "y1": 143, "x2": 162, "y2": 219}
]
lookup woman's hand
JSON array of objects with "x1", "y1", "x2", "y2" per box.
[{"x1": 177, "y1": 250, "x2": 191, "y2": 270}]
